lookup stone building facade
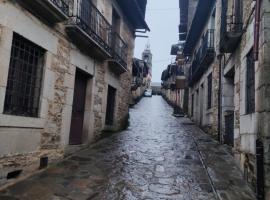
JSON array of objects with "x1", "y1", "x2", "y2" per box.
[
  {"x1": 131, "y1": 58, "x2": 148, "y2": 104},
  {"x1": 183, "y1": 1, "x2": 219, "y2": 136},
  {"x1": 142, "y1": 43, "x2": 152, "y2": 88},
  {"x1": 161, "y1": 61, "x2": 188, "y2": 116},
  {"x1": 0, "y1": 0, "x2": 148, "y2": 186},
  {"x1": 160, "y1": 0, "x2": 190, "y2": 115},
  {"x1": 181, "y1": 0, "x2": 270, "y2": 198},
  {"x1": 131, "y1": 45, "x2": 152, "y2": 104},
  {"x1": 218, "y1": 0, "x2": 270, "y2": 198}
]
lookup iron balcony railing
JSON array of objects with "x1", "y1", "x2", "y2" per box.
[
  {"x1": 191, "y1": 51, "x2": 200, "y2": 75},
  {"x1": 49, "y1": 0, "x2": 69, "y2": 16},
  {"x1": 68, "y1": 0, "x2": 128, "y2": 68},
  {"x1": 189, "y1": 45, "x2": 206, "y2": 86},
  {"x1": 200, "y1": 29, "x2": 215, "y2": 66},
  {"x1": 70, "y1": 0, "x2": 113, "y2": 55},
  {"x1": 201, "y1": 29, "x2": 215, "y2": 53},
  {"x1": 111, "y1": 32, "x2": 128, "y2": 69}
]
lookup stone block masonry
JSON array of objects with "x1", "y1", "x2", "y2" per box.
[{"x1": 0, "y1": 0, "x2": 144, "y2": 188}]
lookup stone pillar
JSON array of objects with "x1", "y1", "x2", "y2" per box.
[{"x1": 41, "y1": 38, "x2": 71, "y2": 151}]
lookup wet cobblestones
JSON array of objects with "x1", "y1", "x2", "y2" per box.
[{"x1": 0, "y1": 97, "x2": 255, "y2": 200}]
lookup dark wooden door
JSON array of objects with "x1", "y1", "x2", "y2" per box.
[
  {"x1": 69, "y1": 70, "x2": 88, "y2": 145},
  {"x1": 224, "y1": 113, "x2": 234, "y2": 146},
  {"x1": 105, "y1": 86, "x2": 116, "y2": 126}
]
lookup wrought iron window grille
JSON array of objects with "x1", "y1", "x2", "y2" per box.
[
  {"x1": 246, "y1": 49, "x2": 255, "y2": 114},
  {"x1": 4, "y1": 33, "x2": 45, "y2": 117}
]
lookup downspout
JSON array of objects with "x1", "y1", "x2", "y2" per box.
[
  {"x1": 217, "y1": 54, "x2": 224, "y2": 143},
  {"x1": 254, "y1": 1, "x2": 265, "y2": 199},
  {"x1": 254, "y1": 0, "x2": 261, "y2": 61}
]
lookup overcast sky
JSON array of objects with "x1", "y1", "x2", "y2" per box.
[{"x1": 134, "y1": 0, "x2": 179, "y2": 83}]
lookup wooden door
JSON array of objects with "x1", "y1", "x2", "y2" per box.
[
  {"x1": 200, "y1": 84, "x2": 204, "y2": 126},
  {"x1": 224, "y1": 113, "x2": 234, "y2": 146},
  {"x1": 69, "y1": 70, "x2": 88, "y2": 145},
  {"x1": 105, "y1": 86, "x2": 116, "y2": 126}
]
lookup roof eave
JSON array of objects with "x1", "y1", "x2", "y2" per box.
[{"x1": 183, "y1": 0, "x2": 215, "y2": 55}]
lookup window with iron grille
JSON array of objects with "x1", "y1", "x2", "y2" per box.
[
  {"x1": 4, "y1": 33, "x2": 45, "y2": 117},
  {"x1": 246, "y1": 48, "x2": 255, "y2": 114},
  {"x1": 207, "y1": 73, "x2": 212, "y2": 109}
]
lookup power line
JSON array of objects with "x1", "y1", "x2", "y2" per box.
[
  {"x1": 152, "y1": 58, "x2": 175, "y2": 64},
  {"x1": 147, "y1": 8, "x2": 179, "y2": 12}
]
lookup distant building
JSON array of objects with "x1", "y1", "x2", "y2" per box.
[
  {"x1": 151, "y1": 82, "x2": 162, "y2": 95},
  {"x1": 131, "y1": 58, "x2": 149, "y2": 104},
  {"x1": 142, "y1": 43, "x2": 153, "y2": 88},
  {"x1": 131, "y1": 43, "x2": 153, "y2": 104},
  {"x1": 160, "y1": 0, "x2": 189, "y2": 115}
]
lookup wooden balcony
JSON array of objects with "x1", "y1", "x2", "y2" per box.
[
  {"x1": 66, "y1": 0, "x2": 112, "y2": 60},
  {"x1": 17, "y1": 0, "x2": 69, "y2": 24}
]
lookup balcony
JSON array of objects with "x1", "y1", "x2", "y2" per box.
[
  {"x1": 220, "y1": 15, "x2": 243, "y2": 53},
  {"x1": 189, "y1": 29, "x2": 215, "y2": 86},
  {"x1": 200, "y1": 29, "x2": 215, "y2": 65},
  {"x1": 131, "y1": 77, "x2": 143, "y2": 91},
  {"x1": 66, "y1": 0, "x2": 112, "y2": 60},
  {"x1": 108, "y1": 32, "x2": 128, "y2": 74},
  {"x1": 188, "y1": 51, "x2": 201, "y2": 86},
  {"x1": 17, "y1": 0, "x2": 69, "y2": 23}
]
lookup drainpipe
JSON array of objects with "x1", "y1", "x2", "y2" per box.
[
  {"x1": 254, "y1": 1, "x2": 265, "y2": 199},
  {"x1": 256, "y1": 139, "x2": 265, "y2": 200},
  {"x1": 254, "y1": 0, "x2": 261, "y2": 61},
  {"x1": 217, "y1": 54, "x2": 224, "y2": 143}
]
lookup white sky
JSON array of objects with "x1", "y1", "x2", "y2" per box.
[{"x1": 134, "y1": 0, "x2": 179, "y2": 83}]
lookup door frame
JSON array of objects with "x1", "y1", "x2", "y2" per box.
[{"x1": 69, "y1": 69, "x2": 91, "y2": 145}]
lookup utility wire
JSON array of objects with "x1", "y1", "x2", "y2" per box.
[
  {"x1": 147, "y1": 8, "x2": 179, "y2": 11},
  {"x1": 152, "y1": 59, "x2": 171, "y2": 63},
  {"x1": 152, "y1": 58, "x2": 175, "y2": 64}
]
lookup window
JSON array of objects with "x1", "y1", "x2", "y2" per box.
[
  {"x1": 246, "y1": 48, "x2": 255, "y2": 114},
  {"x1": 207, "y1": 73, "x2": 212, "y2": 109},
  {"x1": 4, "y1": 33, "x2": 45, "y2": 117}
]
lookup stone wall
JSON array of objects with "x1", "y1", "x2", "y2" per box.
[
  {"x1": 217, "y1": 0, "x2": 260, "y2": 191},
  {"x1": 189, "y1": 60, "x2": 219, "y2": 136},
  {"x1": 0, "y1": 0, "x2": 136, "y2": 186},
  {"x1": 257, "y1": 0, "x2": 270, "y2": 196}
]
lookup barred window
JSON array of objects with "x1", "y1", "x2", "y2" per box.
[
  {"x1": 207, "y1": 73, "x2": 212, "y2": 109},
  {"x1": 4, "y1": 33, "x2": 45, "y2": 117},
  {"x1": 246, "y1": 48, "x2": 255, "y2": 114}
]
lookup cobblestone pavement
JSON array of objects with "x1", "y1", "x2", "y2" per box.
[{"x1": 0, "y1": 96, "x2": 255, "y2": 200}]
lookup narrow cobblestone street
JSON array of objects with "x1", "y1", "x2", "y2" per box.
[{"x1": 0, "y1": 97, "x2": 255, "y2": 200}]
